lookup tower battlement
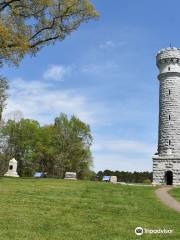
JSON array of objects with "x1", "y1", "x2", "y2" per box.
[
  {"x1": 157, "y1": 47, "x2": 180, "y2": 62},
  {"x1": 156, "y1": 48, "x2": 180, "y2": 76}
]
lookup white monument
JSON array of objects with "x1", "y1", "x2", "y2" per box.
[
  {"x1": 64, "y1": 172, "x2": 77, "y2": 180},
  {"x1": 4, "y1": 158, "x2": 19, "y2": 177},
  {"x1": 110, "y1": 176, "x2": 117, "y2": 184},
  {"x1": 153, "y1": 47, "x2": 180, "y2": 185}
]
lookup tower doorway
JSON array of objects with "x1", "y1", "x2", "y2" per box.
[{"x1": 165, "y1": 171, "x2": 173, "y2": 185}]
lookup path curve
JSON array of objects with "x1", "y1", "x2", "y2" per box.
[{"x1": 155, "y1": 186, "x2": 180, "y2": 212}]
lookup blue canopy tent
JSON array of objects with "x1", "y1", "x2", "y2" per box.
[
  {"x1": 102, "y1": 176, "x2": 111, "y2": 182},
  {"x1": 34, "y1": 172, "x2": 43, "y2": 178}
]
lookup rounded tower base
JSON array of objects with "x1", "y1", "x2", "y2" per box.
[{"x1": 153, "y1": 155, "x2": 180, "y2": 185}]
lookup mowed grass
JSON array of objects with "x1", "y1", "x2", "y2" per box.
[
  {"x1": 0, "y1": 178, "x2": 180, "y2": 240},
  {"x1": 169, "y1": 187, "x2": 180, "y2": 202}
]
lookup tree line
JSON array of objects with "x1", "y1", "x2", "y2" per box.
[
  {"x1": 0, "y1": 114, "x2": 93, "y2": 179},
  {"x1": 96, "y1": 170, "x2": 152, "y2": 183}
]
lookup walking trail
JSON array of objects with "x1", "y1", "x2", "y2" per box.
[{"x1": 155, "y1": 186, "x2": 180, "y2": 212}]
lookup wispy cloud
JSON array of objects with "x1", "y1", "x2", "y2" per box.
[
  {"x1": 81, "y1": 61, "x2": 119, "y2": 76},
  {"x1": 99, "y1": 40, "x2": 115, "y2": 50},
  {"x1": 92, "y1": 138, "x2": 155, "y2": 171},
  {"x1": 4, "y1": 77, "x2": 106, "y2": 125},
  {"x1": 93, "y1": 153, "x2": 152, "y2": 172},
  {"x1": 43, "y1": 65, "x2": 72, "y2": 81},
  {"x1": 93, "y1": 139, "x2": 154, "y2": 155},
  {"x1": 99, "y1": 40, "x2": 127, "y2": 51}
]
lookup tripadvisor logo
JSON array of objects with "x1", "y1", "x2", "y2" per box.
[
  {"x1": 135, "y1": 227, "x2": 143, "y2": 236},
  {"x1": 135, "y1": 227, "x2": 173, "y2": 236}
]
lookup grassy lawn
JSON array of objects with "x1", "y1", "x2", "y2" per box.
[
  {"x1": 169, "y1": 187, "x2": 180, "y2": 202},
  {"x1": 0, "y1": 178, "x2": 180, "y2": 240}
]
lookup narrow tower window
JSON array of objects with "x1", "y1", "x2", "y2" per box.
[
  {"x1": 169, "y1": 115, "x2": 171, "y2": 121},
  {"x1": 169, "y1": 89, "x2": 171, "y2": 95},
  {"x1": 168, "y1": 67, "x2": 171, "y2": 71},
  {"x1": 169, "y1": 140, "x2": 171, "y2": 146}
]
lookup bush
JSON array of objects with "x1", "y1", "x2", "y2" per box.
[{"x1": 143, "y1": 179, "x2": 152, "y2": 184}]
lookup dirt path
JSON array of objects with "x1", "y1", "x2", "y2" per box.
[{"x1": 155, "y1": 186, "x2": 180, "y2": 212}]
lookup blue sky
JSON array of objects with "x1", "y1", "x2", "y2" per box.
[{"x1": 2, "y1": 0, "x2": 180, "y2": 172}]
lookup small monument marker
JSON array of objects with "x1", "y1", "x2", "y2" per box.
[
  {"x1": 64, "y1": 172, "x2": 77, "y2": 180},
  {"x1": 4, "y1": 158, "x2": 19, "y2": 177},
  {"x1": 110, "y1": 176, "x2": 117, "y2": 184}
]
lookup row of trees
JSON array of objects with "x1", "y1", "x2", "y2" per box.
[
  {"x1": 0, "y1": 114, "x2": 93, "y2": 179},
  {"x1": 96, "y1": 170, "x2": 152, "y2": 183}
]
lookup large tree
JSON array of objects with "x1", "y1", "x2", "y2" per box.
[
  {"x1": 0, "y1": 0, "x2": 98, "y2": 65},
  {"x1": 2, "y1": 118, "x2": 40, "y2": 175},
  {"x1": 53, "y1": 114, "x2": 93, "y2": 178}
]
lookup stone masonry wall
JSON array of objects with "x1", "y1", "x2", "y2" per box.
[
  {"x1": 158, "y1": 73, "x2": 180, "y2": 156},
  {"x1": 153, "y1": 157, "x2": 180, "y2": 185}
]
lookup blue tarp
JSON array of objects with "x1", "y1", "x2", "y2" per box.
[
  {"x1": 34, "y1": 172, "x2": 43, "y2": 178},
  {"x1": 102, "y1": 176, "x2": 110, "y2": 181}
]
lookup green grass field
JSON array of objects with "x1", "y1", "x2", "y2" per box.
[
  {"x1": 0, "y1": 178, "x2": 180, "y2": 240},
  {"x1": 169, "y1": 187, "x2": 180, "y2": 202}
]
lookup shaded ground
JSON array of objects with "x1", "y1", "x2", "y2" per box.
[{"x1": 155, "y1": 186, "x2": 180, "y2": 212}]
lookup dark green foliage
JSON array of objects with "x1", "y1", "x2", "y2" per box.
[
  {"x1": 96, "y1": 170, "x2": 152, "y2": 183},
  {"x1": 0, "y1": 153, "x2": 9, "y2": 176}
]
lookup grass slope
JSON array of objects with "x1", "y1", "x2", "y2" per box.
[
  {"x1": 169, "y1": 187, "x2": 180, "y2": 202},
  {"x1": 0, "y1": 178, "x2": 180, "y2": 240}
]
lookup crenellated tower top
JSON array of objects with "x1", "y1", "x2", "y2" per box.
[{"x1": 156, "y1": 48, "x2": 180, "y2": 78}]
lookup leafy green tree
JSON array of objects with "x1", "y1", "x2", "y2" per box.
[
  {"x1": 2, "y1": 119, "x2": 40, "y2": 175},
  {"x1": 0, "y1": 77, "x2": 8, "y2": 121},
  {"x1": 0, "y1": 0, "x2": 98, "y2": 65},
  {"x1": 31, "y1": 124, "x2": 55, "y2": 175},
  {"x1": 0, "y1": 119, "x2": 9, "y2": 175},
  {"x1": 53, "y1": 114, "x2": 93, "y2": 178}
]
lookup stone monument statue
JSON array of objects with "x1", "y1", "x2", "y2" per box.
[
  {"x1": 153, "y1": 47, "x2": 180, "y2": 185},
  {"x1": 4, "y1": 158, "x2": 19, "y2": 177},
  {"x1": 64, "y1": 172, "x2": 77, "y2": 180},
  {"x1": 110, "y1": 176, "x2": 117, "y2": 184}
]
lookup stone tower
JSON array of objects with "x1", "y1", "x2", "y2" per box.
[{"x1": 153, "y1": 47, "x2": 180, "y2": 185}]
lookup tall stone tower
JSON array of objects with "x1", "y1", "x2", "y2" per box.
[{"x1": 153, "y1": 47, "x2": 180, "y2": 185}]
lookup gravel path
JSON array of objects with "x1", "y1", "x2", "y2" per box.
[{"x1": 155, "y1": 186, "x2": 180, "y2": 212}]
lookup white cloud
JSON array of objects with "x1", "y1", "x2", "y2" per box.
[
  {"x1": 92, "y1": 139, "x2": 154, "y2": 154},
  {"x1": 43, "y1": 65, "x2": 72, "y2": 81},
  {"x1": 81, "y1": 61, "x2": 119, "y2": 75},
  {"x1": 93, "y1": 153, "x2": 152, "y2": 172},
  {"x1": 4, "y1": 77, "x2": 102, "y2": 125},
  {"x1": 99, "y1": 40, "x2": 115, "y2": 50},
  {"x1": 92, "y1": 139, "x2": 155, "y2": 171},
  {"x1": 99, "y1": 40, "x2": 126, "y2": 51}
]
